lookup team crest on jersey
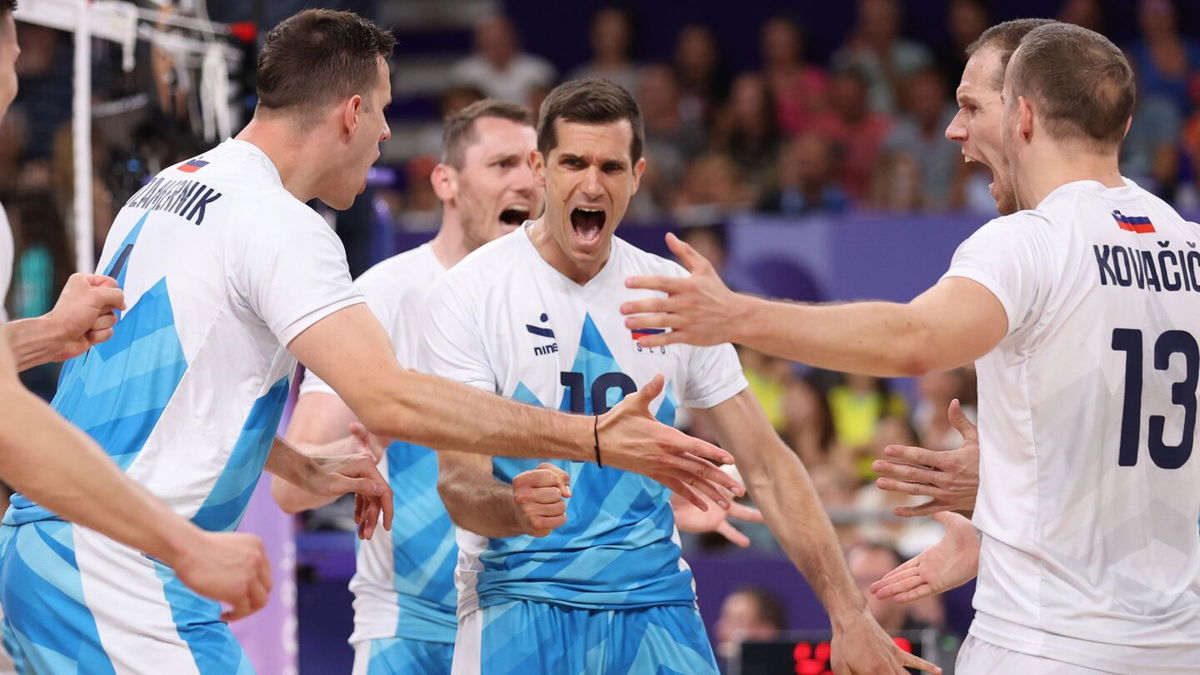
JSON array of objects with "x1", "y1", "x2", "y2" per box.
[
  {"x1": 1112, "y1": 210, "x2": 1155, "y2": 234},
  {"x1": 527, "y1": 313, "x2": 558, "y2": 355}
]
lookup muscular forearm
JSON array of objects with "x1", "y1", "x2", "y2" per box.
[
  {"x1": 436, "y1": 452, "x2": 525, "y2": 538},
  {"x1": 269, "y1": 435, "x2": 341, "y2": 513},
  {"x1": 0, "y1": 380, "x2": 203, "y2": 564},
  {"x1": 742, "y1": 438, "x2": 866, "y2": 621},
  {"x1": 358, "y1": 370, "x2": 592, "y2": 462},
  {"x1": 3, "y1": 316, "x2": 69, "y2": 371},
  {"x1": 732, "y1": 296, "x2": 940, "y2": 377}
]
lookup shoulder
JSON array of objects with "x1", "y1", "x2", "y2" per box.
[{"x1": 356, "y1": 245, "x2": 440, "y2": 295}]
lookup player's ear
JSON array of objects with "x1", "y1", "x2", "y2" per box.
[
  {"x1": 530, "y1": 149, "x2": 547, "y2": 188},
  {"x1": 341, "y1": 94, "x2": 364, "y2": 139},
  {"x1": 431, "y1": 163, "x2": 457, "y2": 201},
  {"x1": 630, "y1": 157, "x2": 647, "y2": 196},
  {"x1": 1018, "y1": 96, "x2": 1034, "y2": 142}
]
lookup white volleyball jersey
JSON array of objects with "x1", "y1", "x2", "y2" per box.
[
  {"x1": 300, "y1": 244, "x2": 459, "y2": 644},
  {"x1": 1, "y1": 203, "x2": 11, "y2": 323},
  {"x1": 421, "y1": 224, "x2": 747, "y2": 615},
  {"x1": 5, "y1": 139, "x2": 363, "y2": 530},
  {"x1": 943, "y1": 180, "x2": 1200, "y2": 672}
]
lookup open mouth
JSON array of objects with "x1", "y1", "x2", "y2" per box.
[
  {"x1": 499, "y1": 205, "x2": 530, "y2": 226},
  {"x1": 570, "y1": 207, "x2": 606, "y2": 244}
]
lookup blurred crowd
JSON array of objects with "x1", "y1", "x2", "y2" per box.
[{"x1": 385, "y1": 0, "x2": 1200, "y2": 227}]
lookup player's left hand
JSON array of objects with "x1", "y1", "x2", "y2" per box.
[
  {"x1": 621, "y1": 232, "x2": 746, "y2": 348},
  {"x1": 669, "y1": 488, "x2": 764, "y2": 547},
  {"x1": 47, "y1": 274, "x2": 126, "y2": 359},
  {"x1": 304, "y1": 452, "x2": 394, "y2": 540},
  {"x1": 830, "y1": 608, "x2": 943, "y2": 674}
]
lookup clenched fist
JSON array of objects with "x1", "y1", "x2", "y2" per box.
[{"x1": 512, "y1": 463, "x2": 571, "y2": 537}]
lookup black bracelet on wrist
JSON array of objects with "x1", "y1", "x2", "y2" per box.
[{"x1": 593, "y1": 415, "x2": 603, "y2": 468}]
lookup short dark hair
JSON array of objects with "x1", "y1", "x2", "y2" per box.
[
  {"x1": 1008, "y1": 22, "x2": 1134, "y2": 151},
  {"x1": 441, "y1": 99, "x2": 532, "y2": 168},
  {"x1": 256, "y1": 9, "x2": 395, "y2": 123},
  {"x1": 537, "y1": 79, "x2": 644, "y2": 162},
  {"x1": 966, "y1": 18, "x2": 1057, "y2": 88},
  {"x1": 0, "y1": 0, "x2": 16, "y2": 14}
]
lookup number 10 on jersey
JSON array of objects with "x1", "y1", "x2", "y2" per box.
[{"x1": 1111, "y1": 328, "x2": 1197, "y2": 469}]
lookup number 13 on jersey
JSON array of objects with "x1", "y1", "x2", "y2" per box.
[{"x1": 1111, "y1": 328, "x2": 1197, "y2": 469}]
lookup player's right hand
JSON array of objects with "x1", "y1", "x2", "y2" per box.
[
  {"x1": 171, "y1": 530, "x2": 272, "y2": 622},
  {"x1": 597, "y1": 374, "x2": 744, "y2": 513},
  {"x1": 512, "y1": 462, "x2": 571, "y2": 537},
  {"x1": 47, "y1": 274, "x2": 126, "y2": 360}
]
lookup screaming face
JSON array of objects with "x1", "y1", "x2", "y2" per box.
[
  {"x1": 452, "y1": 116, "x2": 541, "y2": 252},
  {"x1": 530, "y1": 118, "x2": 645, "y2": 284},
  {"x1": 945, "y1": 46, "x2": 1019, "y2": 215}
]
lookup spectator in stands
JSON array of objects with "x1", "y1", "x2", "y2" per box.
[
  {"x1": 672, "y1": 152, "x2": 754, "y2": 225},
  {"x1": 756, "y1": 132, "x2": 849, "y2": 216},
  {"x1": 913, "y1": 367, "x2": 976, "y2": 451},
  {"x1": 673, "y1": 23, "x2": 730, "y2": 132},
  {"x1": 1058, "y1": 0, "x2": 1107, "y2": 33},
  {"x1": 451, "y1": 15, "x2": 555, "y2": 105},
  {"x1": 0, "y1": 104, "x2": 24, "y2": 194},
  {"x1": 714, "y1": 586, "x2": 787, "y2": 661},
  {"x1": 811, "y1": 68, "x2": 892, "y2": 201},
  {"x1": 876, "y1": 67, "x2": 959, "y2": 210},
  {"x1": 1128, "y1": 0, "x2": 1200, "y2": 117},
  {"x1": 712, "y1": 73, "x2": 779, "y2": 191},
  {"x1": 760, "y1": 15, "x2": 829, "y2": 136},
  {"x1": 831, "y1": 0, "x2": 933, "y2": 114},
  {"x1": 630, "y1": 64, "x2": 701, "y2": 219},
  {"x1": 826, "y1": 372, "x2": 907, "y2": 480},
  {"x1": 936, "y1": 0, "x2": 989, "y2": 92},
  {"x1": 848, "y1": 542, "x2": 939, "y2": 633},
  {"x1": 1180, "y1": 74, "x2": 1200, "y2": 208},
  {"x1": 567, "y1": 6, "x2": 641, "y2": 95},
  {"x1": 1121, "y1": 93, "x2": 1182, "y2": 197}
]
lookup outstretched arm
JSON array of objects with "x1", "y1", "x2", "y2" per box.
[
  {"x1": 5, "y1": 274, "x2": 125, "y2": 371},
  {"x1": 0, "y1": 328, "x2": 271, "y2": 621},
  {"x1": 693, "y1": 389, "x2": 941, "y2": 675},
  {"x1": 622, "y1": 233, "x2": 1007, "y2": 377},
  {"x1": 287, "y1": 304, "x2": 744, "y2": 504}
]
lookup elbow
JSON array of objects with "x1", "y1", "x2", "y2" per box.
[
  {"x1": 891, "y1": 324, "x2": 939, "y2": 377},
  {"x1": 894, "y1": 349, "x2": 936, "y2": 377},
  {"x1": 435, "y1": 478, "x2": 467, "y2": 527},
  {"x1": 269, "y1": 477, "x2": 307, "y2": 515}
]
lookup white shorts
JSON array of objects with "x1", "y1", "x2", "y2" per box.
[{"x1": 956, "y1": 635, "x2": 1118, "y2": 674}]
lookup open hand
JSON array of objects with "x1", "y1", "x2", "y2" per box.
[
  {"x1": 304, "y1": 452, "x2": 394, "y2": 540},
  {"x1": 870, "y1": 511, "x2": 980, "y2": 604},
  {"x1": 621, "y1": 233, "x2": 747, "y2": 348},
  {"x1": 873, "y1": 399, "x2": 978, "y2": 517},
  {"x1": 597, "y1": 374, "x2": 744, "y2": 512},
  {"x1": 670, "y1": 484, "x2": 764, "y2": 548}
]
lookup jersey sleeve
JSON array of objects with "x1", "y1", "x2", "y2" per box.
[
  {"x1": 229, "y1": 205, "x2": 364, "y2": 347},
  {"x1": 420, "y1": 271, "x2": 496, "y2": 393},
  {"x1": 941, "y1": 213, "x2": 1057, "y2": 336},
  {"x1": 683, "y1": 342, "x2": 749, "y2": 409}
]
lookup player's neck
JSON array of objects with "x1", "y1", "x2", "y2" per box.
[
  {"x1": 236, "y1": 118, "x2": 330, "y2": 204},
  {"x1": 1015, "y1": 144, "x2": 1123, "y2": 210},
  {"x1": 430, "y1": 211, "x2": 472, "y2": 269},
  {"x1": 528, "y1": 217, "x2": 610, "y2": 286}
]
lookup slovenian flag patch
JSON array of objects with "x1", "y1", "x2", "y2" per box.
[
  {"x1": 631, "y1": 328, "x2": 667, "y2": 341},
  {"x1": 179, "y1": 159, "x2": 209, "y2": 173}
]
